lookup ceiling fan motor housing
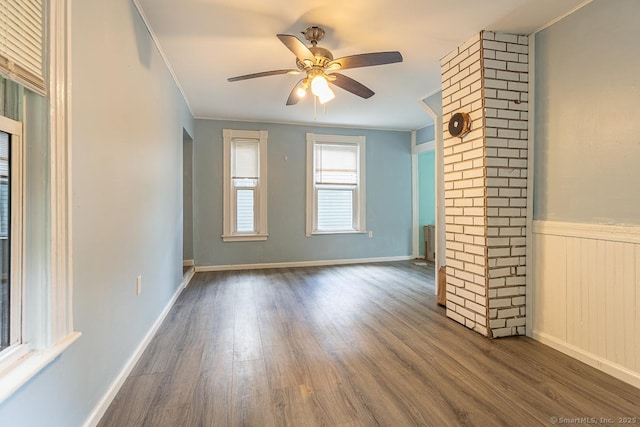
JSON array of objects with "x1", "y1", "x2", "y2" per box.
[{"x1": 297, "y1": 46, "x2": 333, "y2": 70}]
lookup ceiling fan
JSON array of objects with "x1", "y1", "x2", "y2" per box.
[{"x1": 227, "y1": 26, "x2": 403, "y2": 106}]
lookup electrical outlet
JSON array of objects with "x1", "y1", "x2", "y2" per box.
[
  {"x1": 368, "y1": 231, "x2": 373, "y2": 238},
  {"x1": 136, "y1": 275, "x2": 142, "y2": 295}
]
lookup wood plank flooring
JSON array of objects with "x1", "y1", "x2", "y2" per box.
[{"x1": 99, "y1": 261, "x2": 640, "y2": 426}]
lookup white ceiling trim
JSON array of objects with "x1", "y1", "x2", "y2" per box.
[
  {"x1": 131, "y1": 0, "x2": 194, "y2": 116},
  {"x1": 192, "y1": 114, "x2": 414, "y2": 133},
  {"x1": 532, "y1": 0, "x2": 593, "y2": 34}
]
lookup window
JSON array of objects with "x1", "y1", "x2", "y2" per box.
[
  {"x1": 306, "y1": 133, "x2": 366, "y2": 235},
  {"x1": 222, "y1": 129, "x2": 268, "y2": 241},
  {"x1": 0, "y1": 115, "x2": 23, "y2": 357},
  {"x1": 0, "y1": 2, "x2": 79, "y2": 403}
]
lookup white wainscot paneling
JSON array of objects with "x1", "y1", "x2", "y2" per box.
[{"x1": 532, "y1": 221, "x2": 640, "y2": 389}]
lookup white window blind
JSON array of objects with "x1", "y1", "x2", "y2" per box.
[
  {"x1": 314, "y1": 144, "x2": 358, "y2": 184},
  {"x1": 0, "y1": 131, "x2": 8, "y2": 350},
  {"x1": 0, "y1": 131, "x2": 7, "y2": 238},
  {"x1": 235, "y1": 189, "x2": 255, "y2": 232},
  {"x1": 233, "y1": 140, "x2": 259, "y2": 180},
  {"x1": 0, "y1": 0, "x2": 45, "y2": 94},
  {"x1": 317, "y1": 188, "x2": 353, "y2": 230}
]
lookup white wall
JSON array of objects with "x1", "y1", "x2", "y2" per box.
[
  {"x1": 0, "y1": 0, "x2": 194, "y2": 425},
  {"x1": 532, "y1": 0, "x2": 640, "y2": 387}
]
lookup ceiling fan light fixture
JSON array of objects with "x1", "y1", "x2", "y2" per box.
[
  {"x1": 296, "y1": 79, "x2": 310, "y2": 98},
  {"x1": 311, "y1": 74, "x2": 334, "y2": 104},
  {"x1": 317, "y1": 87, "x2": 335, "y2": 104}
]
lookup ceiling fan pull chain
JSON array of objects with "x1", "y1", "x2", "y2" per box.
[{"x1": 314, "y1": 96, "x2": 317, "y2": 120}]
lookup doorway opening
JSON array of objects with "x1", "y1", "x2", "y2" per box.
[
  {"x1": 417, "y1": 144, "x2": 436, "y2": 261},
  {"x1": 183, "y1": 129, "x2": 194, "y2": 276},
  {"x1": 413, "y1": 91, "x2": 445, "y2": 299}
]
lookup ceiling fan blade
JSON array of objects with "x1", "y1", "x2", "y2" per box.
[
  {"x1": 328, "y1": 51, "x2": 403, "y2": 71},
  {"x1": 329, "y1": 73, "x2": 374, "y2": 99},
  {"x1": 286, "y1": 79, "x2": 306, "y2": 105},
  {"x1": 277, "y1": 34, "x2": 315, "y2": 64},
  {"x1": 227, "y1": 69, "x2": 299, "y2": 82}
]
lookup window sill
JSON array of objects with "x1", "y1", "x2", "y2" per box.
[
  {"x1": 222, "y1": 233, "x2": 269, "y2": 242},
  {"x1": 0, "y1": 331, "x2": 81, "y2": 404},
  {"x1": 307, "y1": 230, "x2": 368, "y2": 237}
]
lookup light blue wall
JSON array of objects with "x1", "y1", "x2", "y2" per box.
[
  {"x1": 0, "y1": 0, "x2": 194, "y2": 425},
  {"x1": 534, "y1": 0, "x2": 640, "y2": 225},
  {"x1": 193, "y1": 120, "x2": 413, "y2": 265},
  {"x1": 418, "y1": 150, "x2": 435, "y2": 256},
  {"x1": 22, "y1": 92, "x2": 50, "y2": 349},
  {"x1": 416, "y1": 124, "x2": 435, "y2": 144}
]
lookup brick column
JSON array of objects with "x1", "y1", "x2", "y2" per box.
[{"x1": 441, "y1": 31, "x2": 528, "y2": 338}]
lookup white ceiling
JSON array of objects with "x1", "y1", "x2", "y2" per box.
[{"x1": 135, "y1": 0, "x2": 586, "y2": 131}]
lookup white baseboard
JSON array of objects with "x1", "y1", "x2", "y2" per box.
[
  {"x1": 182, "y1": 259, "x2": 194, "y2": 267},
  {"x1": 532, "y1": 330, "x2": 640, "y2": 389},
  {"x1": 83, "y1": 272, "x2": 194, "y2": 427},
  {"x1": 195, "y1": 255, "x2": 413, "y2": 272},
  {"x1": 183, "y1": 266, "x2": 195, "y2": 287}
]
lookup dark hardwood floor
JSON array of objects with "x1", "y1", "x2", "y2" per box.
[{"x1": 99, "y1": 261, "x2": 640, "y2": 426}]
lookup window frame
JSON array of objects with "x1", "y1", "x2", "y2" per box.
[
  {"x1": 222, "y1": 129, "x2": 268, "y2": 242},
  {"x1": 306, "y1": 133, "x2": 366, "y2": 236},
  {"x1": 0, "y1": 0, "x2": 80, "y2": 405},
  {"x1": 0, "y1": 115, "x2": 24, "y2": 360}
]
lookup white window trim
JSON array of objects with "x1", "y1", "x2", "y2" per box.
[
  {"x1": 306, "y1": 133, "x2": 366, "y2": 237},
  {"x1": 0, "y1": 115, "x2": 24, "y2": 355},
  {"x1": 222, "y1": 129, "x2": 268, "y2": 242},
  {"x1": 0, "y1": 0, "x2": 80, "y2": 405},
  {"x1": 49, "y1": 0, "x2": 76, "y2": 349}
]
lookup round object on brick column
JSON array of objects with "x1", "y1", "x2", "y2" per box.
[{"x1": 448, "y1": 112, "x2": 471, "y2": 138}]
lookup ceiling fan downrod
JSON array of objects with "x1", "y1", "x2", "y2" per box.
[{"x1": 302, "y1": 26, "x2": 325, "y2": 47}]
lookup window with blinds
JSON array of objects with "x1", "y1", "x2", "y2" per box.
[
  {"x1": 314, "y1": 143, "x2": 358, "y2": 231},
  {"x1": 222, "y1": 129, "x2": 268, "y2": 241},
  {"x1": 232, "y1": 140, "x2": 259, "y2": 233},
  {"x1": 306, "y1": 134, "x2": 366, "y2": 235},
  {"x1": 0, "y1": 0, "x2": 45, "y2": 95}
]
